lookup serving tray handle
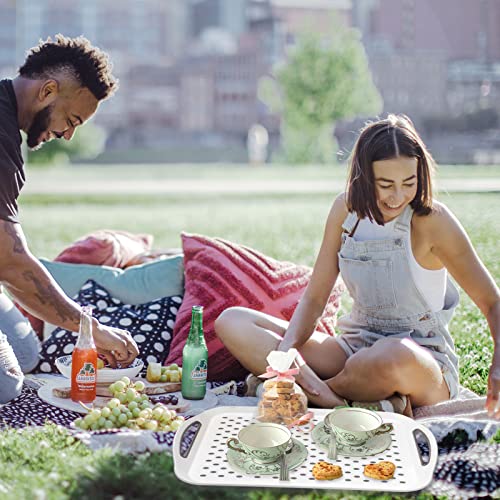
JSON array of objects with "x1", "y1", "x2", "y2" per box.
[
  {"x1": 411, "y1": 423, "x2": 438, "y2": 469},
  {"x1": 178, "y1": 420, "x2": 203, "y2": 459}
]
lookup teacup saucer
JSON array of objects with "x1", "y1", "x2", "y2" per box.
[
  {"x1": 312, "y1": 422, "x2": 392, "y2": 457},
  {"x1": 226, "y1": 438, "x2": 308, "y2": 475}
]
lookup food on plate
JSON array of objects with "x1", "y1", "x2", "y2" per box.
[
  {"x1": 363, "y1": 461, "x2": 396, "y2": 480},
  {"x1": 312, "y1": 461, "x2": 343, "y2": 480},
  {"x1": 146, "y1": 362, "x2": 162, "y2": 382},
  {"x1": 97, "y1": 358, "x2": 105, "y2": 370},
  {"x1": 73, "y1": 376, "x2": 185, "y2": 432},
  {"x1": 146, "y1": 362, "x2": 182, "y2": 383},
  {"x1": 52, "y1": 386, "x2": 72, "y2": 399}
]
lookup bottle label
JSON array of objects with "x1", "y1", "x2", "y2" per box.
[
  {"x1": 76, "y1": 362, "x2": 96, "y2": 386},
  {"x1": 190, "y1": 359, "x2": 208, "y2": 381}
]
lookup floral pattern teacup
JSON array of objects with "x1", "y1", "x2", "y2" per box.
[
  {"x1": 325, "y1": 407, "x2": 393, "y2": 446},
  {"x1": 227, "y1": 422, "x2": 292, "y2": 464}
]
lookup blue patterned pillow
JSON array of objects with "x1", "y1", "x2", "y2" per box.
[{"x1": 36, "y1": 280, "x2": 182, "y2": 375}]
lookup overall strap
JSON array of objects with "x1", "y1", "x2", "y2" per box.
[
  {"x1": 341, "y1": 211, "x2": 360, "y2": 235},
  {"x1": 394, "y1": 205, "x2": 413, "y2": 233}
]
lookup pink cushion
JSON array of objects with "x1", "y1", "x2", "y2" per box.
[
  {"x1": 55, "y1": 230, "x2": 153, "y2": 268},
  {"x1": 166, "y1": 233, "x2": 344, "y2": 381}
]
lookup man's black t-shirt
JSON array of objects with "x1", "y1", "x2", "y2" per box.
[{"x1": 0, "y1": 79, "x2": 24, "y2": 223}]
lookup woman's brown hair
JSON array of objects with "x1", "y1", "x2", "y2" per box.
[{"x1": 346, "y1": 114, "x2": 435, "y2": 225}]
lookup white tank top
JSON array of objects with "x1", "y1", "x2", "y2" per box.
[{"x1": 353, "y1": 217, "x2": 446, "y2": 312}]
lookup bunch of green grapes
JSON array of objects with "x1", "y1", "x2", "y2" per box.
[{"x1": 73, "y1": 376, "x2": 185, "y2": 432}]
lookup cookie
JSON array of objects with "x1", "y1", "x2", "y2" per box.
[
  {"x1": 276, "y1": 380, "x2": 294, "y2": 389},
  {"x1": 312, "y1": 461, "x2": 343, "y2": 480},
  {"x1": 272, "y1": 398, "x2": 293, "y2": 413},
  {"x1": 263, "y1": 379, "x2": 277, "y2": 390},
  {"x1": 262, "y1": 391, "x2": 279, "y2": 401},
  {"x1": 52, "y1": 386, "x2": 71, "y2": 399},
  {"x1": 276, "y1": 387, "x2": 294, "y2": 395},
  {"x1": 260, "y1": 399, "x2": 274, "y2": 408},
  {"x1": 259, "y1": 408, "x2": 280, "y2": 423},
  {"x1": 289, "y1": 397, "x2": 306, "y2": 414},
  {"x1": 363, "y1": 461, "x2": 396, "y2": 480}
]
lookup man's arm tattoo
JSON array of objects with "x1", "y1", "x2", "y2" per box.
[
  {"x1": 21, "y1": 270, "x2": 79, "y2": 324},
  {"x1": 2, "y1": 222, "x2": 24, "y2": 254}
]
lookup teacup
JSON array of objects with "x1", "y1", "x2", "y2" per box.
[
  {"x1": 227, "y1": 422, "x2": 292, "y2": 464},
  {"x1": 325, "y1": 407, "x2": 393, "y2": 446}
]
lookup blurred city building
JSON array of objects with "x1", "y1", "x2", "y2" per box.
[
  {"x1": 0, "y1": 0, "x2": 499, "y2": 163},
  {"x1": 351, "y1": 0, "x2": 500, "y2": 162}
]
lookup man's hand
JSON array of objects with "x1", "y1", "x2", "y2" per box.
[
  {"x1": 92, "y1": 320, "x2": 139, "y2": 368},
  {"x1": 486, "y1": 353, "x2": 500, "y2": 419}
]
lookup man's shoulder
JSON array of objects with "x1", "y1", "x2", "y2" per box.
[
  {"x1": 0, "y1": 129, "x2": 23, "y2": 177},
  {"x1": 0, "y1": 79, "x2": 20, "y2": 145},
  {"x1": 0, "y1": 130, "x2": 21, "y2": 158}
]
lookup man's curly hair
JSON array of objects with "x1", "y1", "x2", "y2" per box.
[{"x1": 18, "y1": 34, "x2": 118, "y2": 101}]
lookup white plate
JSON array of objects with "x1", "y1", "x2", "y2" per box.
[
  {"x1": 312, "y1": 421, "x2": 393, "y2": 456},
  {"x1": 38, "y1": 380, "x2": 112, "y2": 414},
  {"x1": 226, "y1": 438, "x2": 308, "y2": 475},
  {"x1": 55, "y1": 355, "x2": 143, "y2": 384}
]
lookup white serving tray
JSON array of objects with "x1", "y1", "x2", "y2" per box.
[{"x1": 173, "y1": 406, "x2": 437, "y2": 492}]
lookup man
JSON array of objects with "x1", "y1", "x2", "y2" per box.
[{"x1": 0, "y1": 35, "x2": 139, "y2": 403}]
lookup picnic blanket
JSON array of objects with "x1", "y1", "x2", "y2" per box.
[
  {"x1": 1, "y1": 380, "x2": 498, "y2": 498},
  {"x1": 412, "y1": 387, "x2": 500, "y2": 498}
]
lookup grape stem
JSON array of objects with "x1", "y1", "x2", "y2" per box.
[{"x1": 78, "y1": 401, "x2": 93, "y2": 412}]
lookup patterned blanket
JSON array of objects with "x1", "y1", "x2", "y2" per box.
[{"x1": 1, "y1": 384, "x2": 498, "y2": 498}]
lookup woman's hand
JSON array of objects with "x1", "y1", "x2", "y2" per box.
[
  {"x1": 301, "y1": 376, "x2": 347, "y2": 409},
  {"x1": 295, "y1": 362, "x2": 322, "y2": 396},
  {"x1": 486, "y1": 353, "x2": 500, "y2": 419},
  {"x1": 92, "y1": 320, "x2": 139, "y2": 368}
]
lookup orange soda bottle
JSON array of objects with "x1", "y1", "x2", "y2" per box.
[{"x1": 71, "y1": 306, "x2": 97, "y2": 403}]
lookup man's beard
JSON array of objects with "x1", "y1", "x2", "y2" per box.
[{"x1": 27, "y1": 105, "x2": 53, "y2": 150}]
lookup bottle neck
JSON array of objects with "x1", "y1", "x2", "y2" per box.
[
  {"x1": 187, "y1": 310, "x2": 205, "y2": 345},
  {"x1": 76, "y1": 308, "x2": 95, "y2": 350}
]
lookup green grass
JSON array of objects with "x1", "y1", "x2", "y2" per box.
[
  {"x1": 2, "y1": 164, "x2": 499, "y2": 499},
  {"x1": 25, "y1": 162, "x2": 500, "y2": 181}
]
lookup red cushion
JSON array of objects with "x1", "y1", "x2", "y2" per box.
[
  {"x1": 55, "y1": 230, "x2": 153, "y2": 268},
  {"x1": 166, "y1": 233, "x2": 344, "y2": 382}
]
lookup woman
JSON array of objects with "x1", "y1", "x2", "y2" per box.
[{"x1": 215, "y1": 115, "x2": 500, "y2": 417}]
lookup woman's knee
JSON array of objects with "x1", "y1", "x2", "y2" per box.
[
  {"x1": 363, "y1": 337, "x2": 432, "y2": 380},
  {"x1": 214, "y1": 306, "x2": 253, "y2": 340},
  {"x1": 344, "y1": 338, "x2": 409, "y2": 379}
]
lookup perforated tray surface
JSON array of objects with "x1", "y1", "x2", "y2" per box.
[{"x1": 173, "y1": 406, "x2": 437, "y2": 492}]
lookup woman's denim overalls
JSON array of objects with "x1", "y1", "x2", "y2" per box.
[{"x1": 335, "y1": 205, "x2": 460, "y2": 399}]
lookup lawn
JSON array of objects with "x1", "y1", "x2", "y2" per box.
[{"x1": 1, "y1": 164, "x2": 499, "y2": 499}]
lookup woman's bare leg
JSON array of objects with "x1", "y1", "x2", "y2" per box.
[
  {"x1": 215, "y1": 306, "x2": 348, "y2": 377},
  {"x1": 215, "y1": 306, "x2": 349, "y2": 406},
  {"x1": 326, "y1": 337, "x2": 450, "y2": 407}
]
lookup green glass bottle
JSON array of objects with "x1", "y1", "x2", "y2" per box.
[{"x1": 181, "y1": 305, "x2": 208, "y2": 400}]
